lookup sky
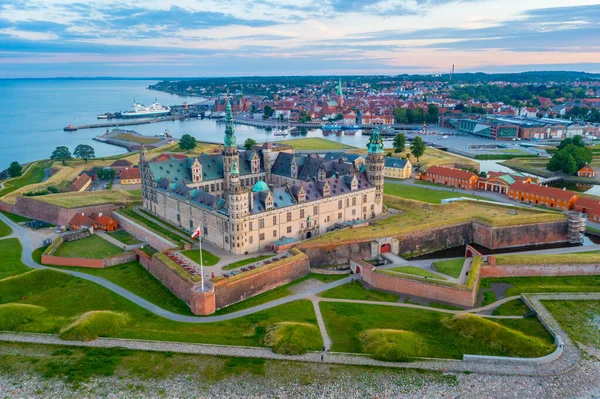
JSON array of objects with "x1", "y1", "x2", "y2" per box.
[{"x1": 1, "y1": 0, "x2": 600, "y2": 77}]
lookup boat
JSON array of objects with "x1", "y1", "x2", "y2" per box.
[
  {"x1": 343, "y1": 130, "x2": 356, "y2": 135},
  {"x1": 274, "y1": 127, "x2": 293, "y2": 136},
  {"x1": 97, "y1": 114, "x2": 109, "y2": 120},
  {"x1": 122, "y1": 99, "x2": 171, "y2": 118},
  {"x1": 322, "y1": 124, "x2": 341, "y2": 131},
  {"x1": 63, "y1": 125, "x2": 78, "y2": 132},
  {"x1": 341, "y1": 124, "x2": 360, "y2": 130}
]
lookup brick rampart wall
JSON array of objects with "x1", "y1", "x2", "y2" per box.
[
  {"x1": 480, "y1": 263, "x2": 600, "y2": 277},
  {"x1": 213, "y1": 249, "x2": 310, "y2": 309},
  {"x1": 0, "y1": 202, "x2": 15, "y2": 213},
  {"x1": 14, "y1": 196, "x2": 115, "y2": 226},
  {"x1": 113, "y1": 212, "x2": 177, "y2": 251},
  {"x1": 41, "y1": 251, "x2": 136, "y2": 268},
  {"x1": 354, "y1": 258, "x2": 477, "y2": 307},
  {"x1": 473, "y1": 220, "x2": 569, "y2": 249},
  {"x1": 137, "y1": 252, "x2": 196, "y2": 305}
]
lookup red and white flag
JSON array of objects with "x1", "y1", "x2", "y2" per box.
[{"x1": 191, "y1": 227, "x2": 201, "y2": 239}]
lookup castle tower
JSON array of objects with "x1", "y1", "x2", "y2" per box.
[
  {"x1": 337, "y1": 78, "x2": 344, "y2": 108},
  {"x1": 227, "y1": 160, "x2": 249, "y2": 254},
  {"x1": 222, "y1": 96, "x2": 239, "y2": 192},
  {"x1": 262, "y1": 142, "x2": 272, "y2": 183},
  {"x1": 139, "y1": 145, "x2": 155, "y2": 209},
  {"x1": 191, "y1": 158, "x2": 202, "y2": 183},
  {"x1": 366, "y1": 128, "x2": 385, "y2": 215}
]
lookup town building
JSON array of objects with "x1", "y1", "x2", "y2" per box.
[
  {"x1": 574, "y1": 196, "x2": 600, "y2": 214},
  {"x1": 70, "y1": 173, "x2": 92, "y2": 192},
  {"x1": 577, "y1": 164, "x2": 597, "y2": 178},
  {"x1": 140, "y1": 98, "x2": 384, "y2": 254},
  {"x1": 422, "y1": 166, "x2": 479, "y2": 190},
  {"x1": 110, "y1": 159, "x2": 134, "y2": 177},
  {"x1": 68, "y1": 212, "x2": 118, "y2": 231},
  {"x1": 119, "y1": 168, "x2": 141, "y2": 185},
  {"x1": 384, "y1": 158, "x2": 412, "y2": 179},
  {"x1": 477, "y1": 172, "x2": 536, "y2": 195},
  {"x1": 507, "y1": 182, "x2": 578, "y2": 210}
]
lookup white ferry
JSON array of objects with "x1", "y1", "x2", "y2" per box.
[{"x1": 122, "y1": 99, "x2": 171, "y2": 118}]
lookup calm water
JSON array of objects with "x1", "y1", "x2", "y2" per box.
[{"x1": 0, "y1": 79, "x2": 372, "y2": 170}]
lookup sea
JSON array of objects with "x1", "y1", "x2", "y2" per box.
[{"x1": 0, "y1": 79, "x2": 372, "y2": 170}]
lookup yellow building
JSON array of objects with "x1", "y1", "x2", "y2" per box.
[
  {"x1": 384, "y1": 158, "x2": 412, "y2": 179},
  {"x1": 120, "y1": 168, "x2": 141, "y2": 185}
]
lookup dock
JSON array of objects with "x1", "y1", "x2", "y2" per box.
[{"x1": 63, "y1": 115, "x2": 189, "y2": 131}]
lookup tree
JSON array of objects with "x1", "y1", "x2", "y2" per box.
[
  {"x1": 426, "y1": 104, "x2": 439, "y2": 124},
  {"x1": 50, "y1": 146, "x2": 72, "y2": 165},
  {"x1": 393, "y1": 108, "x2": 407, "y2": 123},
  {"x1": 73, "y1": 144, "x2": 95, "y2": 163},
  {"x1": 244, "y1": 138, "x2": 257, "y2": 150},
  {"x1": 392, "y1": 133, "x2": 406, "y2": 154},
  {"x1": 299, "y1": 110, "x2": 312, "y2": 123},
  {"x1": 7, "y1": 161, "x2": 22, "y2": 177},
  {"x1": 96, "y1": 168, "x2": 116, "y2": 180},
  {"x1": 410, "y1": 136, "x2": 426, "y2": 162},
  {"x1": 263, "y1": 105, "x2": 274, "y2": 119},
  {"x1": 179, "y1": 134, "x2": 197, "y2": 153},
  {"x1": 547, "y1": 144, "x2": 592, "y2": 174}
]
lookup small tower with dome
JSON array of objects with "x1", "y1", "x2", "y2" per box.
[{"x1": 366, "y1": 128, "x2": 385, "y2": 214}]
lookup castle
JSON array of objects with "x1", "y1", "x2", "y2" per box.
[{"x1": 140, "y1": 98, "x2": 384, "y2": 254}]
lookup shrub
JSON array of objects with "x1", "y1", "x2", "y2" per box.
[
  {"x1": 263, "y1": 322, "x2": 322, "y2": 355},
  {"x1": 0, "y1": 303, "x2": 47, "y2": 330},
  {"x1": 60, "y1": 311, "x2": 129, "y2": 341},
  {"x1": 441, "y1": 313, "x2": 553, "y2": 358},
  {"x1": 359, "y1": 329, "x2": 429, "y2": 362}
]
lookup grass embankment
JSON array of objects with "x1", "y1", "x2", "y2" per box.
[
  {"x1": 52, "y1": 235, "x2": 125, "y2": 259},
  {"x1": 180, "y1": 249, "x2": 220, "y2": 266},
  {"x1": 117, "y1": 208, "x2": 185, "y2": 247},
  {"x1": 320, "y1": 302, "x2": 554, "y2": 359},
  {"x1": 115, "y1": 133, "x2": 162, "y2": 145},
  {"x1": 0, "y1": 160, "x2": 52, "y2": 198},
  {"x1": 0, "y1": 266, "x2": 321, "y2": 347},
  {"x1": 432, "y1": 258, "x2": 465, "y2": 278},
  {"x1": 222, "y1": 255, "x2": 273, "y2": 271},
  {"x1": 0, "y1": 303, "x2": 47, "y2": 330},
  {"x1": 544, "y1": 300, "x2": 600, "y2": 348},
  {"x1": 0, "y1": 239, "x2": 31, "y2": 279},
  {"x1": 0, "y1": 210, "x2": 32, "y2": 223},
  {"x1": 493, "y1": 252, "x2": 600, "y2": 265},
  {"x1": 32, "y1": 190, "x2": 141, "y2": 208},
  {"x1": 309, "y1": 197, "x2": 565, "y2": 246},
  {"x1": 480, "y1": 275, "x2": 600, "y2": 296},
  {"x1": 386, "y1": 266, "x2": 446, "y2": 280},
  {"x1": 264, "y1": 322, "x2": 322, "y2": 355},
  {"x1": 319, "y1": 280, "x2": 399, "y2": 302},
  {"x1": 273, "y1": 137, "x2": 354, "y2": 150},
  {"x1": 360, "y1": 329, "x2": 429, "y2": 361},
  {"x1": 0, "y1": 217, "x2": 12, "y2": 237},
  {"x1": 500, "y1": 158, "x2": 553, "y2": 178},
  {"x1": 492, "y1": 299, "x2": 532, "y2": 316},
  {"x1": 384, "y1": 183, "x2": 488, "y2": 204},
  {"x1": 106, "y1": 229, "x2": 141, "y2": 246},
  {"x1": 60, "y1": 311, "x2": 129, "y2": 341}
]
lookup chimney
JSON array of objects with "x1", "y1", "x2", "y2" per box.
[
  {"x1": 99, "y1": 212, "x2": 103, "y2": 217},
  {"x1": 563, "y1": 187, "x2": 566, "y2": 191},
  {"x1": 81, "y1": 212, "x2": 84, "y2": 216}
]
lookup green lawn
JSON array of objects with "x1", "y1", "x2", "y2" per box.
[
  {"x1": 0, "y1": 238, "x2": 31, "y2": 279},
  {"x1": 180, "y1": 249, "x2": 220, "y2": 266},
  {"x1": 319, "y1": 280, "x2": 399, "y2": 302},
  {"x1": 0, "y1": 160, "x2": 52, "y2": 198},
  {"x1": 492, "y1": 299, "x2": 531, "y2": 316},
  {"x1": 384, "y1": 183, "x2": 488, "y2": 204},
  {"x1": 544, "y1": 300, "x2": 600, "y2": 348},
  {"x1": 53, "y1": 235, "x2": 125, "y2": 259},
  {"x1": 432, "y1": 258, "x2": 465, "y2": 278},
  {"x1": 273, "y1": 138, "x2": 354, "y2": 150},
  {"x1": 480, "y1": 275, "x2": 600, "y2": 297},
  {"x1": 494, "y1": 253, "x2": 600, "y2": 265},
  {"x1": 107, "y1": 230, "x2": 142, "y2": 246},
  {"x1": 0, "y1": 266, "x2": 319, "y2": 347},
  {"x1": 320, "y1": 302, "x2": 554, "y2": 359},
  {"x1": 222, "y1": 255, "x2": 273, "y2": 271},
  {"x1": 387, "y1": 266, "x2": 446, "y2": 280},
  {"x1": 50, "y1": 261, "x2": 192, "y2": 315},
  {"x1": 0, "y1": 218, "x2": 12, "y2": 238},
  {"x1": 0, "y1": 210, "x2": 32, "y2": 223}
]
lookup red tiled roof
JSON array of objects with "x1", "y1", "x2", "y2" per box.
[
  {"x1": 120, "y1": 168, "x2": 140, "y2": 180},
  {"x1": 575, "y1": 196, "x2": 600, "y2": 209},
  {"x1": 69, "y1": 213, "x2": 95, "y2": 227},
  {"x1": 110, "y1": 159, "x2": 133, "y2": 167},
  {"x1": 90, "y1": 213, "x2": 116, "y2": 226},
  {"x1": 509, "y1": 181, "x2": 577, "y2": 201},
  {"x1": 425, "y1": 166, "x2": 477, "y2": 181},
  {"x1": 70, "y1": 173, "x2": 91, "y2": 192}
]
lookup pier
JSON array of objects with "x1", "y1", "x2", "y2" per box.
[
  {"x1": 232, "y1": 117, "x2": 428, "y2": 133},
  {"x1": 63, "y1": 115, "x2": 190, "y2": 131}
]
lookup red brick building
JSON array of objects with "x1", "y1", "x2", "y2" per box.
[
  {"x1": 423, "y1": 166, "x2": 479, "y2": 190},
  {"x1": 110, "y1": 160, "x2": 134, "y2": 177},
  {"x1": 507, "y1": 182, "x2": 578, "y2": 210},
  {"x1": 577, "y1": 164, "x2": 596, "y2": 178},
  {"x1": 70, "y1": 173, "x2": 92, "y2": 192},
  {"x1": 574, "y1": 196, "x2": 600, "y2": 214}
]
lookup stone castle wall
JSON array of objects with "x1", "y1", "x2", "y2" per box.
[
  {"x1": 473, "y1": 220, "x2": 570, "y2": 249},
  {"x1": 113, "y1": 212, "x2": 177, "y2": 251},
  {"x1": 42, "y1": 251, "x2": 136, "y2": 268}
]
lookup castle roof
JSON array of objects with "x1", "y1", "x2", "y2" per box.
[{"x1": 252, "y1": 180, "x2": 269, "y2": 192}]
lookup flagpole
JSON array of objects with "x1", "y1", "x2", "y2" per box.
[{"x1": 199, "y1": 225, "x2": 204, "y2": 291}]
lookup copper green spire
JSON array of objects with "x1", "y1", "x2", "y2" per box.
[
  {"x1": 336, "y1": 78, "x2": 343, "y2": 97},
  {"x1": 368, "y1": 128, "x2": 384, "y2": 154},
  {"x1": 224, "y1": 97, "x2": 236, "y2": 147}
]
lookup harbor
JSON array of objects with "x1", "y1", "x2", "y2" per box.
[{"x1": 63, "y1": 115, "x2": 192, "y2": 131}]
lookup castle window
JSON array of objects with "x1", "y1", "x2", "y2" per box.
[
  {"x1": 352, "y1": 209, "x2": 356, "y2": 216},
  {"x1": 249, "y1": 221, "x2": 253, "y2": 231},
  {"x1": 204, "y1": 226, "x2": 208, "y2": 235},
  {"x1": 273, "y1": 215, "x2": 277, "y2": 224},
  {"x1": 260, "y1": 233, "x2": 265, "y2": 240},
  {"x1": 273, "y1": 230, "x2": 277, "y2": 237},
  {"x1": 259, "y1": 218, "x2": 264, "y2": 228},
  {"x1": 346, "y1": 198, "x2": 349, "y2": 207},
  {"x1": 287, "y1": 226, "x2": 292, "y2": 233},
  {"x1": 313, "y1": 206, "x2": 317, "y2": 215},
  {"x1": 189, "y1": 220, "x2": 193, "y2": 230},
  {"x1": 363, "y1": 194, "x2": 367, "y2": 202},
  {"x1": 338, "y1": 200, "x2": 342, "y2": 209},
  {"x1": 300, "y1": 209, "x2": 304, "y2": 218},
  {"x1": 249, "y1": 236, "x2": 253, "y2": 244},
  {"x1": 338, "y1": 212, "x2": 342, "y2": 219},
  {"x1": 287, "y1": 212, "x2": 292, "y2": 222},
  {"x1": 352, "y1": 197, "x2": 356, "y2": 206}
]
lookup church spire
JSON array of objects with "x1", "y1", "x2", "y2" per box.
[
  {"x1": 337, "y1": 78, "x2": 343, "y2": 97},
  {"x1": 224, "y1": 95, "x2": 236, "y2": 148},
  {"x1": 368, "y1": 128, "x2": 384, "y2": 154}
]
